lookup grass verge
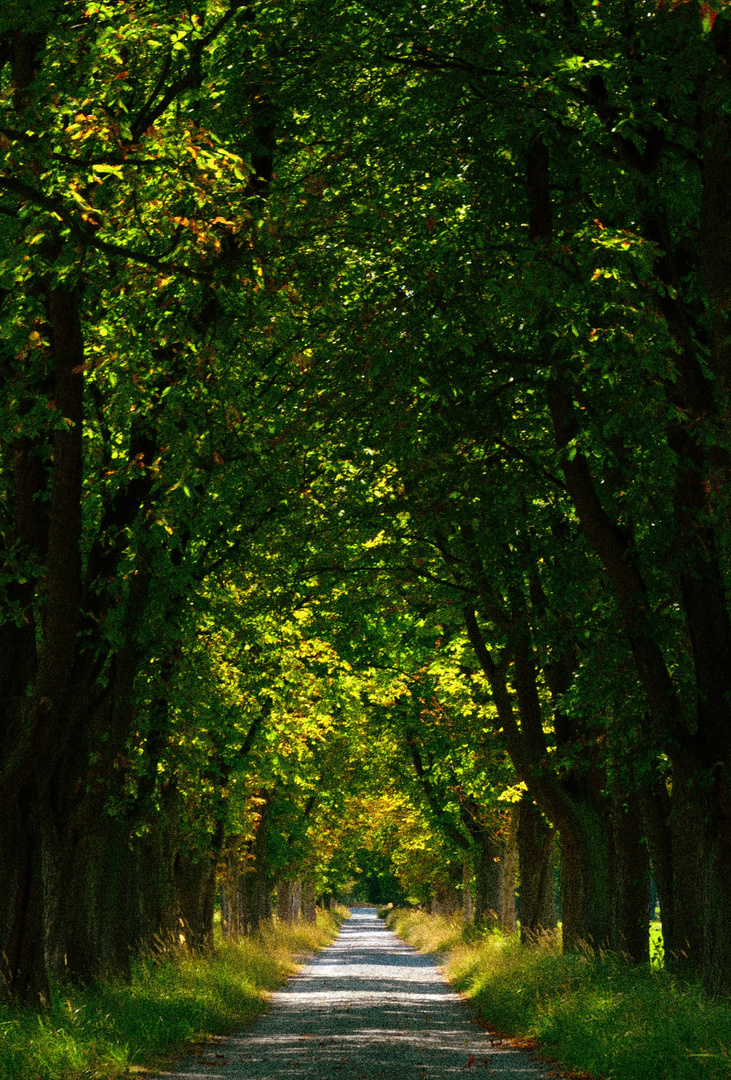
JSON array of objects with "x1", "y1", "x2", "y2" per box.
[
  {"x1": 1, "y1": 908, "x2": 347, "y2": 1080},
  {"x1": 387, "y1": 908, "x2": 731, "y2": 1080}
]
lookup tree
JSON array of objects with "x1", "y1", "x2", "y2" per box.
[{"x1": 0, "y1": 0, "x2": 323, "y2": 999}]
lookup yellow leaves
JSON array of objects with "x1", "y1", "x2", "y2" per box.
[
  {"x1": 68, "y1": 113, "x2": 99, "y2": 143},
  {"x1": 497, "y1": 781, "x2": 528, "y2": 803},
  {"x1": 363, "y1": 530, "x2": 389, "y2": 551},
  {"x1": 91, "y1": 163, "x2": 124, "y2": 179}
]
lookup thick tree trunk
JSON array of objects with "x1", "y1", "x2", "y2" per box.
[
  {"x1": 610, "y1": 793, "x2": 650, "y2": 963},
  {"x1": 137, "y1": 804, "x2": 179, "y2": 952},
  {"x1": 472, "y1": 830, "x2": 503, "y2": 926},
  {"x1": 276, "y1": 878, "x2": 296, "y2": 924},
  {"x1": 668, "y1": 759, "x2": 709, "y2": 980},
  {"x1": 221, "y1": 836, "x2": 255, "y2": 940},
  {"x1": 559, "y1": 803, "x2": 612, "y2": 952},
  {"x1": 302, "y1": 876, "x2": 317, "y2": 925},
  {"x1": 701, "y1": 798, "x2": 731, "y2": 996},
  {"x1": 517, "y1": 795, "x2": 557, "y2": 942},
  {"x1": 51, "y1": 809, "x2": 138, "y2": 983},
  {"x1": 236, "y1": 859, "x2": 256, "y2": 937},
  {"x1": 174, "y1": 844, "x2": 216, "y2": 953},
  {"x1": 0, "y1": 783, "x2": 49, "y2": 1004}
]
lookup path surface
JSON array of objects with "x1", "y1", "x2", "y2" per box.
[{"x1": 151, "y1": 908, "x2": 555, "y2": 1079}]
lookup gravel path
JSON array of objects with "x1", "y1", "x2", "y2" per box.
[{"x1": 151, "y1": 907, "x2": 555, "y2": 1079}]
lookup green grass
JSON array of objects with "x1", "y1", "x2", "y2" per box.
[
  {"x1": 387, "y1": 908, "x2": 731, "y2": 1080},
  {"x1": 0, "y1": 908, "x2": 347, "y2": 1080}
]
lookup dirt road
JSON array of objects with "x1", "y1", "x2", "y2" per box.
[{"x1": 151, "y1": 907, "x2": 554, "y2": 1079}]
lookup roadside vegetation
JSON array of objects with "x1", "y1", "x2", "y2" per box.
[
  {"x1": 386, "y1": 909, "x2": 731, "y2": 1080},
  {"x1": 0, "y1": 908, "x2": 346, "y2": 1080}
]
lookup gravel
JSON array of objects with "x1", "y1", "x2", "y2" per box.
[{"x1": 150, "y1": 907, "x2": 556, "y2": 1079}]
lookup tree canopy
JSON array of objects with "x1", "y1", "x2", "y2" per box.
[{"x1": 2, "y1": 0, "x2": 731, "y2": 1002}]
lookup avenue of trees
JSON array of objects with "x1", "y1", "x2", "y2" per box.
[{"x1": 2, "y1": 0, "x2": 731, "y2": 1003}]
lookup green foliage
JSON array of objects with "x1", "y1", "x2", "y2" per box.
[{"x1": 3, "y1": 0, "x2": 731, "y2": 1003}]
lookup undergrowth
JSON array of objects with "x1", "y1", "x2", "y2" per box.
[
  {"x1": 0, "y1": 908, "x2": 346, "y2": 1080},
  {"x1": 387, "y1": 908, "x2": 731, "y2": 1080}
]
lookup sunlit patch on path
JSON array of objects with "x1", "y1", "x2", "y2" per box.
[{"x1": 151, "y1": 908, "x2": 556, "y2": 1079}]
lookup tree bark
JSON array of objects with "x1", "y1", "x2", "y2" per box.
[
  {"x1": 472, "y1": 829, "x2": 503, "y2": 927},
  {"x1": 502, "y1": 805, "x2": 518, "y2": 935},
  {"x1": 610, "y1": 793, "x2": 650, "y2": 963},
  {"x1": 302, "y1": 876, "x2": 317, "y2": 925},
  {"x1": 276, "y1": 878, "x2": 296, "y2": 925},
  {"x1": 0, "y1": 784, "x2": 48, "y2": 1004},
  {"x1": 517, "y1": 795, "x2": 557, "y2": 942},
  {"x1": 248, "y1": 796, "x2": 273, "y2": 933},
  {"x1": 137, "y1": 801, "x2": 179, "y2": 952},
  {"x1": 559, "y1": 807, "x2": 612, "y2": 952},
  {"x1": 463, "y1": 607, "x2": 612, "y2": 949},
  {"x1": 462, "y1": 858, "x2": 474, "y2": 922},
  {"x1": 174, "y1": 843, "x2": 217, "y2": 954}
]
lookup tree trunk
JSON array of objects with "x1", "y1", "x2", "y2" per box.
[
  {"x1": 610, "y1": 793, "x2": 650, "y2": 963},
  {"x1": 291, "y1": 880, "x2": 302, "y2": 925},
  {"x1": 59, "y1": 810, "x2": 139, "y2": 982},
  {"x1": 249, "y1": 796, "x2": 273, "y2": 933},
  {"x1": 302, "y1": 876, "x2": 317, "y2": 925},
  {"x1": 276, "y1": 878, "x2": 296, "y2": 924},
  {"x1": 220, "y1": 856, "x2": 249, "y2": 942},
  {"x1": 559, "y1": 803, "x2": 612, "y2": 952},
  {"x1": 0, "y1": 782, "x2": 49, "y2": 1004},
  {"x1": 174, "y1": 843, "x2": 217, "y2": 953},
  {"x1": 472, "y1": 830, "x2": 503, "y2": 926},
  {"x1": 668, "y1": 759, "x2": 709, "y2": 980},
  {"x1": 640, "y1": 779, "x2": 675, "y2": 959},
  {"x1": 462, "y1": 858, "x2": 474, "y2": 922},
  {"x1": 137, "y1": 804, "x2": 179, "y2": 952},
  {"x1": 462, "y1": 608, "x2": 611, "y2": 951},
  {"x1": 518, "y1": 795, "x2": 557, "y2": 942},
  {"x1": 502, "y1": 805, "x2": 518, "y2": 935}
]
